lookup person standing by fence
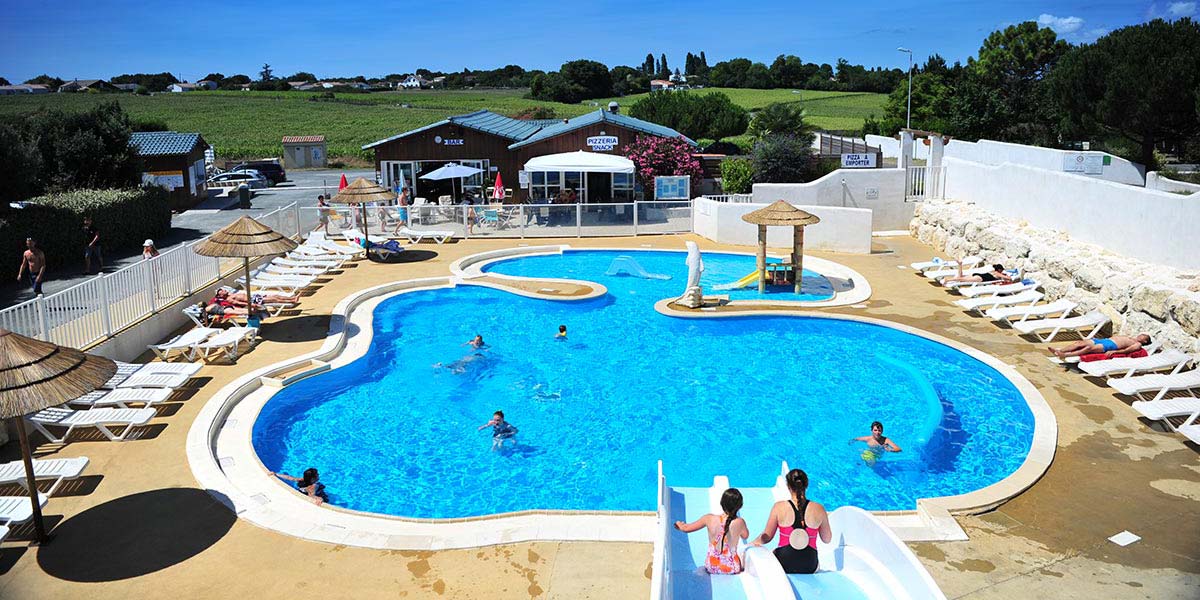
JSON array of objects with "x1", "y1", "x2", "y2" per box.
[
  {"x1": 83, "y1": 217, "x2": 103, "y2": 275},
  {"x1": 17, "y1": 238, "x2": 47, "y2": 296}
]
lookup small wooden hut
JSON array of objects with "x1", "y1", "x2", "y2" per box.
[{"x1": 740, "y1": 201, "x2": 821, "y2": 294}]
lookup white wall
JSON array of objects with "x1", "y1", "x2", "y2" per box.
[
  {"x1": 1146, "y1": 171, "x2": 1200, "y2": 195},
  {"x1": 751, "y1": 168, "x2": 911, "y2": 231},
  {"x1": 693, "y1": 198, "x2": 872, "y2": 254},
  {"x1": 944, "y1": 157, "x2": 1200, "y2": 269},
  {"x1": 867, "y1": 135, "x2": 1145, "y2": 186}
]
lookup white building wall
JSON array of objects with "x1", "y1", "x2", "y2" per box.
[
  {"x1": 750, "y1": 168, "x2": 911, "y2": 231},
  {"x1": 943, "y1": 157, "x2": 1200, "y2": 269},
  {"x1": 1146, "y1": 171, "x2": 1200, "y2": 194},
  {"x1": 693, "y1": 198, "x2": 872, "y2": 254}
]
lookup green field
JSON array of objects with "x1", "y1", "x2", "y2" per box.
[{"x1": 0, "y1": 88, "x2": 884, "y2": 160}]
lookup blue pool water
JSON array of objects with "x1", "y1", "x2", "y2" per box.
[{"x1": 252, "y1": 249, "x2": 1034, "y2": 518}]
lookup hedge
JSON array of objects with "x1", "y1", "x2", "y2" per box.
[{"x1": 0, "y1": 186, "x2": 172, "y2": 278}]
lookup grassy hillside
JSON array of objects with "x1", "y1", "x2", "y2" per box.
[{"x1": 0, "y1": 87, "x2": 885, "y2": 160}]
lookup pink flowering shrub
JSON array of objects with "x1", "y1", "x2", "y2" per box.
[{"x1": 621, "y1": 135, "x2": 704, "y2": 198}]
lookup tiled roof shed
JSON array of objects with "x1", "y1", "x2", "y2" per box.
[{"x1": 129, "y1": 131, "x2": 207, "y2": 156}]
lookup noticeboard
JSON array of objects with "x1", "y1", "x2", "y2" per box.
[
  {"x1": 1063, "y1": 153, "x2": 1104, "y2": 175},
  {"x1": 840, "y1": 153, "x2": 877, "y2": 168},
  {"x1": 654, "y1": 176, "x2": 690, "y2": 200}
]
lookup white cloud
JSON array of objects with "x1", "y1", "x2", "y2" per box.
[
  {"x1": 1037, "y1": 13, "x2": 1085, "y2": 33},
  {"x1": 1168, "y1": 2, "x2": 1196, "y2": 17}
]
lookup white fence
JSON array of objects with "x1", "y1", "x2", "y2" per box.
[
  {"x1": 699, "y1": 194, "x2": 754, "y2": 203},
  {"x1": 906, "y1": 166, "x2": 945, "y2": 201},
  {"x1": 0, "y1": 203, "x2": 300, "y2": 350}
]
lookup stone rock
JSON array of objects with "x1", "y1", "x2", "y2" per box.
[
  {"x1": 1074, "y1": 266, "x2": 1107, "y2": 293},
  {"x1": 975, "y1": 227, "x2": 1008, "y2": 252},
  {"x1": 1170, "y1": 294, "x2": 1200, "y2": 337},
  {"x1": 1120, "y1": 311, "x2": 1163, "y2": 336},
  {"x1": 1131, "y1": 286, "x2": 1174, "y2": 321},
  {"x1": 1004, "y1": 237, "x2": 1031, "y2": 259}
]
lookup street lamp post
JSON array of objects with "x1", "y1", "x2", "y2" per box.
[{"x1": 897, "y1": 47, "x2": 913, "y2": 130}]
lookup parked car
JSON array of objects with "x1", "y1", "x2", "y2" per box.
[
  {"x1": 207, "y1": 170, "x2": 269, "y2": 191},
  {"x1": 230, "y1": 159, "x2": 287, "y2": 185}
]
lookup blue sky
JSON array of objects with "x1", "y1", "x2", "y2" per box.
[{"x1": 1, "y1": 1, "x2": 1193, "y2": 83}]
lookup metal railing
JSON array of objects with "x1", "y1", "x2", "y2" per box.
[
  {"x1": 306, "y1": 201, "x2": 694, "y2": 240},
  {"x1": 0, "y1": 202, "x2": 300, "y2": 349},
  {"x1": 699, "y1": 194, "x2": 754, "y2": 203},
  {"x1": 906, "y1": 166, "x2": 946, "y2": 201}
]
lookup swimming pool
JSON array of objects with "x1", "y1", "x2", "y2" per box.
[{"x1": 252, "y1": 249, "x2": 1035, "y2": 519}]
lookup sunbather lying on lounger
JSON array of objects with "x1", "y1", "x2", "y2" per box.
[
  {"x1": 1051, "y1": 333, "x2": 1151, "y2": 358},
  {"x1": 942, "y1": 261, "x2": 1015, "y2": 285},
  {"x1": 219, "y1": 287, "x2": 299, "y2": 305}
]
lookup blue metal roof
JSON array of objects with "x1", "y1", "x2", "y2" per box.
[
  {"x1": 507, "y1": 110, "x2": 696, "y2": 149},
  {"x1": 361, "y1": 110, "x2": 547, "y2": 149},
  {"x1": 129, "y1": 131, "x2": 205, "y2": 156}
]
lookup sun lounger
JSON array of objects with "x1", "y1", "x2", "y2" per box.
[
  {"x1": 0, "y1": 493, "x2": 48, "y2": 524},
  {"x1": 928, "y1": 266, "x2": 990, "y2": 281},
  {"x1": 1079, "y1": 350, "x2": 1192, "y2": 379},
  {"x1": 299, "y1": 235, "x2": 364, "y2": 257},
  {"x1": 0, "y1": 525, "x2": 8, "y2": 542},
  {"x1": 263, "y1": 262, "x2": 328, "y2": 277},
  {"x1": 1178, "y1": 410, "x2": 1200, "y2": 445},
  {"x1": 986, "y1": 299, "x2": 1077, "y2": 325},
  {"x1": 954, "y1": 290, "x2": 1043, "y2": 314},
  {"x1": 956, "y1": 280, "x2": 1039, "y2": 298},
  {"x1": 104, "y1": 371, "x2": 192, "y2": 390},
  {"x1": 911, "y1": 256, "x2": 982, "y2": 273},
  {"x1": 71, "y1": 387, "x2": 174, "y2": 409},
  {"x1": 1131, "y1": 397, "x2": 1200, "y2": 427},
  {"x1": 274, "y1": 256, "x2": 340, "y2": 270},
  {"x1": 1108, "y1": 369, "x2": 1200, "y2": 403},
  {"x1": 194, "y1": 326, "x2": 258, "y2": 361},
  {"x1": 396, "y1": 227, "x2": 454, "y2": 244},
  {"x1": 1011, "y1": 310, "x2": 1108, "y2": 342},
  {"x1": 115, "y1": 362, "x2": 203, "y2": 378},
  {"x1": 27, "y1": 406, "x2": 156, "y2": 443},
  {"x1": 149, "y1": 327, "x2": 219, "y2": 361},
  {"x1": 250, "y1": 269, "x2": 316, "y2": 286},
  {"x1": 0, "y1": 456, "x2": 88, "y2": 496},
  {"x1": 340, "y1": 229, "x2": 388, "y2": 245}
]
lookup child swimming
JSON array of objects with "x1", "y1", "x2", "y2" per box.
[
  {"x1": 478, "y1": 410, "x2": 519, "y2": 450},
  {"x1": 850, "y1": 421, "x2": 902, "y2": 465},
  {"x1": 556, "y1": 325, "x2": 567, "y2": 339}
]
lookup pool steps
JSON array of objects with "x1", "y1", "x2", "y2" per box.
[{"x1": 651, "y1": 461, "x2": 947, "y2": 600}]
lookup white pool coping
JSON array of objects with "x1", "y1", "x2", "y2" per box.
[{"x1": 187, "y1": 246, "x2": 1055, "y2": 549}]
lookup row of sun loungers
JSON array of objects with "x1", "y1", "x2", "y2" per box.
[
  {"x1": 149, "y1": 326, "x2": 258, "y2": 362},
  {"x1": 917, "y1": 255, "x2": 1200, "y2": 446}
]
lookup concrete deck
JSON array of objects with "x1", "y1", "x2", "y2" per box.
[{"x1": 1, "y1": 233, "x2": 1197, "y2": 599}]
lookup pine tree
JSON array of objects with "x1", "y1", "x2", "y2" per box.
[
  {"x1": 700, "y1": 51, "x2": 708, "y2": 70},
  {"x1": 659, "y1": 53, "x2": 669, "y2": 79},
  {"x1": 644, "y1": 53, "x2": 655, "y2": 74},
  {"x1": 685, "y1": 52, "x2": 695, "y2": 75}
]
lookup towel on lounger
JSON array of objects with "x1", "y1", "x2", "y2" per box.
[{"x1": 1079, "y1": 349, "x2": 1149, "y2": 362}]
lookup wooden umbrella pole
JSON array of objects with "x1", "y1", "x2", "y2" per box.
[
  {"x1": 15, "y1": 418, "x2": 48, "y2": 543},
  {"x1": 243, "y1": 257, "x2": 252, "y2": 305},
  {"x1": 793, "y1": 226, "x2": 803, "y2": 294},
  {"x1": 757, "y1": 225, "x2": 767, "y2": 294}
]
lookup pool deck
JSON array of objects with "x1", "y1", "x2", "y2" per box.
[{"x1": 1, "y1": 234, "x2": 1197, "y2": 599}]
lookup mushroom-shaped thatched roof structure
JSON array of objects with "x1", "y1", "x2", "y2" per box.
[
  {"x1": 742, "y1": 200, "x2": 821, "y2": 294},
  {"x1": 194, "y1": 215, "x2": 298, "y2": 305},
  {"x1": 0, "y1": 329, "x2": 117, "y2": 543},
  {"x1": 329, "y1": 178, "x2": 395, "y2": 242}
]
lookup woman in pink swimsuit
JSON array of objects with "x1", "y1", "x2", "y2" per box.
[
  {"x1": 751, "y1": 469, "x2": 832, "y2": 573},
  {"x1": 674, "y1": 488, "x2": 748, "y2": 574}
]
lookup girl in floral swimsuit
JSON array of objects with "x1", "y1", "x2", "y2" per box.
[{"x1": 674, "y1": 488, "x2": 748, "y2": 574}]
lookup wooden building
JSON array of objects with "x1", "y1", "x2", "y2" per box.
[
  {"x1": 129, "y1": 131, "x2": 210, "y2": 209},
  {"x1": 363, "y1": 104, "x2": 695, "y2": 203}
]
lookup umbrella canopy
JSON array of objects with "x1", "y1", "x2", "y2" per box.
[
  {"x1": 741, "y1": 200, "x2": 821, "y2": 227},
  {"x1": 524, "y1": 151, "x2": 635, "y2": 174},
  {"x1": 420, "y1": 163, "x2": 483, "y2": 180},
  {"x1": 328, "y1": 177, "x2": 394, "y2": 205},
  {"x1": 193, "y1": 216, "x2": 298, "y2": 258},
  {"x1": 492, "y1": 172, "x2": 504, "y2": 200},
  {"x1": 0, "y1": 329, "x2": 116, "y2": 544},
  {"x1": 338, "y1": 174, "x2": 348, "y2": 190}
]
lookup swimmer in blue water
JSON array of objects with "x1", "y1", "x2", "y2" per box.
[
  {"x1": 270, "y1": 467, "x2": 329, "y2": 505},
  {"x1": 556, "y1": 325, "x2": 567, "y2": 340},
  {"x1": 463, "y1": 334, "x2": 489, "y2": 350},
  {"x1": 850, "y1": 421, "x2": 901, "y2": 465},
  {"x1": 478, "y1": 410, "x2": 518, "y2": 450},
  {"x1": 435, "y1": 335, "x2": 490, "y2": 373}
]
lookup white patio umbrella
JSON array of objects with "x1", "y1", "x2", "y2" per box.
[
  {"x1": 523, "y1": 150, "x2": 635, "y2": 174},
  {"x1": 420, "y1": 163, "x2": 483, "y2": 201}
]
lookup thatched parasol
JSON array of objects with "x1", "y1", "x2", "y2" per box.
[
  {"x1": 193, "y1": 216, "x2": 298, "y2": 306},
  {"x1": 741, "y1": 201, "x2": 822, "y2": 294},
  {"x1": 329, "y1": 178, "x2": 395, "y2": 243},
  {"x1": 0, "y1": 329, "x2": 116, "y2": 543}
]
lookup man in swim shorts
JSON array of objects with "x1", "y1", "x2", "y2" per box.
[
  {"x1": 1051, "y1": 333, "x2": 1151, "y2": 358},
  {"x1": 478, "y1": 410, "x2": 518, "y2": 450}
]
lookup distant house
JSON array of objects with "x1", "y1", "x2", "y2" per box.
[
  {"x1": 0, "y1": 84, "x2": 50, "y2": 95},
  {"x1": 129, "y1": 131, "x2": 210, "y2": 209},
  {"x1": 196, "y1": 80, "x2": 217, "y2": 90},
  {"x1": 111, "y1": 83, "x2": 140, "y2": 92},
  {"x1": 169, "y1": 83, "x2": 199, "y2": 92},
  {"x1": 650, "y1": 79, "x2": 674, "y2": 92},
  {"x1": 282, "y1": 135, "x2": 327, "y2": 168},
  {"x1": 431, "y1": 76, "x2": 447, "y2": 88},
  {"x1": 400, "y1": 75, "x2": 427, "y2": 89},
  {"x1": 669, "y1": 72, "x2": 688, "y2": 84},
  {"x1": 58, "y1": 79, "x2": 116, "y2": 93}
]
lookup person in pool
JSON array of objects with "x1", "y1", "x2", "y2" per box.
[
  {"x1": 464, "y1": 335, "x2": 488, "y2": 350},
  {"x1": 674, "y1": 488, "x2": 748, "y2": 574},
  {"x1": 851, "y1": 421, "x2": 902, "y2": 455},
  {"x1": 751, "y1": 469, "x2": 831, "y2": 574},
  {"x1": 941, "y1": 261, "x2": 1015, "y2": 285},
  {"x1": 556, "y1": 325, "x2": 567, "y2": 339},
  {"x1": 270, "y1": 467, "x2": 328, "y2": 505},
  {"x1": 478, "y1": 410, "x2": 518, "y2": 450},
  {"x1": 1051, "y1": 333, "x2": 1151, "y2": 358}
]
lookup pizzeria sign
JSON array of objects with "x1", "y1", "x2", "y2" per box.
[{"x1": 586, "y1": 135, "x2": 619, "y2": 151}]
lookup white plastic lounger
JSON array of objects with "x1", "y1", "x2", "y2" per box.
[
  {"x1": 194, "y1": 327, "x2": 258, "y2": 361},
  {"x1": 106, "y1": 371, "x2": 191, "y2": 390},
  {"x1": 250, "y1": 269, "x2": 316, "y2": 285},
  {"x1": 27, "y1": 406, "x2": 156, "y2": 443},
  {"x1": 954, "y1": 290, "x2": 1043, "y2": 314},
  {"x1": 1079, "y1": 350, "x2": 1192, "y2": 379},
  {"x1": 1178, "y1": 411, "x2": 1200, "y2": 445},
  {"x1": 0, "y1": 494, "x2": 48, "y2": 524},
  {"x1": 911, "y1": 256, "x2": 981, "y2": 273},
  {"x1": 340, "y1": 229, "x2": 388, "y2": 245},
  {"x1": 957, "y1": 280, "x2": 1039, "y2": 298},
  {"x1": 71, "y1": 387, "x2": 174, "y2": 408},
  {"x1": 1011, "y1": 310, "x2": 1108, "y2": 342},
  {"x1": 1108, "y1": 369, "x2": 1200, "y2": 403},
  {"x1": 115, "y1": 361, "x2": 203, "y2": 378},
  {"x1": 299, "y1": 240, "x2": 363, "y2": 257},
  {"x1": 986, "y1": 299, "x2": 1077, "y2": 325},
  {"x1": 148, "y1": 327, "x2": 218, "y2": 361},
  {"x1": 1131, "y1": 398, "x2": 1200, "y2": 427},
  {"x1": 928, "y1": 266, "x2": 989, "y2": 280},
  {"x1": 397, "y1": 227, "x2": 454, "y2": 244},
  {"x1": 0, "y1": 456, "x2": 88, "y2": 496},
  {"x1": 274, "y1": 256, "x2": 339, "y2": 270},
  {"x1": 0, "y1": 525, "x2": 8, "y2": 542},
  {"x1": 263, "y1": 263, "x2": 328, "y2": 277}
]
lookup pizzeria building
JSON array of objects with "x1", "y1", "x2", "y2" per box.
[{"x1": 363, "y1": 103, "x2": 695, "y2": 203}]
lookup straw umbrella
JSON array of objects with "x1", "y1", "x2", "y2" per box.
[
  {"x1": 193, "y1": 216, "x2": 298, "y2": 306},
  {"x1": 741, "y1": 201, "x2": 821, "y2": 294},
  {"x1": 0, "y1": 329, "x2": 116, "y2": 543},
  {"x1": 329, "y1": 178, "x2": 395, "y2": 243}
]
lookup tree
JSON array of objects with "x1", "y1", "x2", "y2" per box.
[
  {"x1": 25, "y1": 74, "x2": 64, "y2": 89},
  {"x1": 0, "y1": 77, "x2": 9, "y2": 86},
  {"x1": 643, "y1": 53, "x2": 655, "y2": 75},
  {"x1": 529, "y1": 72, "x2": 586, "y2": 103},
  {"x1": 1049, "y1": 18, "x2": 1200, "y2": 167},
  {"x1": 659, "y1": 53, "x2": 670, "y2": 79},
  {"x1": 747, "y1": 102, "x2": 815, "y2": 143},
  {"x1": 621, "y1": 135, "x2": 703, "y2": 198},
  {"x1": 743, "y1": 62, "x2": 774, "y2": 88},
  {"x1": 201, "y1": 73, "x2": 225, "y2": 85},
  {"x1": 110, "y1": 72, "x2": 179, "y2": 93},
  {"x1": 611, "y1": 65, "x2": 650, "y2": 96},
  {"x1": 18, "y1": 101, "x2": 140, "y2": 194},
  {"x1": 770, "y1": 55, "x2": 805, "y2": 89},
  {"x1": 219, "y1": 74, "x2": 251, "y2": 90},
  {"x1": 559, "y1": 59, "x2": 612, "y2": 99},
  {"x1": 708, "y1": 58, "x2": 752, "y2": 87},
  {"x1": 628, "y1": 91, "x2": 748, "y2": 140},
  {"x1": 751, "y1": 134, "x2": 819, "y2": 183},
  {"x1": 719, "y1": 158, "x2": 753, "y2": 194},
  {"x1": 287, "y1": 72, "x2": 317, "y2": 82},
  {"x1": 259, "y1": 63, "x2": 273, "y2": 81},
  {"x1": 0, "y1": 124, "x2": 43, "y2": 201},
  {"x1": 877, "y1": 71, "x2": 955, "y2": 135}
]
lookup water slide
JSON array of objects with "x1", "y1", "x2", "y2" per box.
[
  {"x1": 713, "y1": 271, "x2": 760, "y2": 291},
  {"x1": 650, "y1": 462, "x2": 946, "y2": 600},
  {"x1": 607, "y1": 255, "x2": 672, "y2": 280}
]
